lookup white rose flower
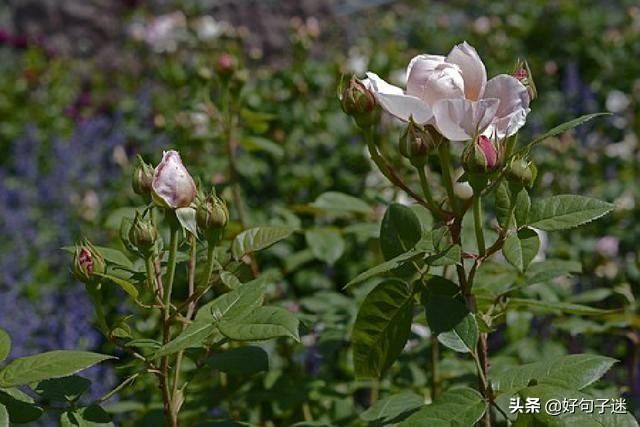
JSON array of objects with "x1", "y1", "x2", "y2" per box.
[{"x1": 362, "y1": 42, "x2": 530, "y2": 141}]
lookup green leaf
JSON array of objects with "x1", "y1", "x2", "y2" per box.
[
  {"x1": 175, "y1": 206, "x2": 198, "y2": 236},
  {"x1": 218, "y1": 306, "x2": 300, "y2": 342},
  {"x1": 0, "y1": 329, "x2": 9, "y2": 363},
  {"x1": 503, "y1": 228, "x2": 540, "y2": 272},
  {"x1": 398, "y1": 387, "x2": 487, "y2": 427},
  {"x1": 426, "y1": 244, "x2": 461, "y2": 267},
  {"x1": 93, "y1": 247, "x2": 133, "y2": 269},
  {"x1": 305, "y1": 227, "x2": 345, "y2": 265},
  {"x1": 524, "y1": 113, "x2": 610, "y2": 151},
  {"x1": 310, "y1": 192, "x2": 371, "y2": 214},
  {"x1": 60, "y1": 405, "x2": 114, "y2": 426},
  {"x1": 527, "y1": 195, "x2": 613, "y2": 231},
  {"x1": 437, "y1": 313, "x2": 479, "y2": 354},
  {"x1": 231, "y1": 226, "x2": 296, "y2": 260},
  {"x1": 344, "y1": 248, "x2": 425, "y2": 289},
  {"x1": 0, "y1": 351, "x2": 115, "y2": 388},
  {"x1": 352, "y1": 280, "x2": 414, "y2": 378},
  {"x1": 220, "y1": 271, "x2": 241, "y2": 290},
  {"x1": 239, "y1": 136, "x2": 284, "y2": 158},
  {"x1": 422, "y1": 276, "x2": 468, "y2": 335},
  {"x1": 34, "y1": 376, "x2": 91, "y2": 401},
  {"x1": 508, "y1": 298, "x2": 613, "y2": 316},
  {"x1": 195, "y1": 279, "x2": 266, "y2": 322},
  {"x1": 496, "y1": 182, "x2": 515, "y2": 228},
  {"x1": 493, "y1": 354, "x2": 617, "y2": 394},
  {"x1": 0, "y1": 388, "x2": 43, "y2": 423},
  {"x1": 514, "y1": 189, "x2": 531, "y2": 227},
  {"x1": 525, "y1": 260, "x2": 582, "y2": 285},
  {"x1": 0, "y1": 403, "x2": 7, "y2": 427},
  {"x1": 380, "y1": 203, "x2": 422, "y2": 261},
  {"x1": 94, "y1": 273, "x2": 139, "y2": 299},
  {"x1": 515, "y1": 384, "x2": 638, "y2": 427},
  {"x1": 152, "y1": 321, "x2": 218, "y2": 360},
  {"x1": 360, "y1": 391, "x2": 424, "y2": 424},
  {"x1": 207, "y1": 346, "x2": 269, "y2": 375}
]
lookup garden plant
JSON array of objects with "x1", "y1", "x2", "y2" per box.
[{"x1": 0, "y1": 1, "x2": 639, "y2": 426}]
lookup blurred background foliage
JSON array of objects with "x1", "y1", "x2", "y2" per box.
[{"x1": 0, "y1": 0, "x2": 639, "y2": 425}]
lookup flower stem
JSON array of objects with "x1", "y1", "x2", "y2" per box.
[
  {"x1": 172, "y1": 233, "x2": 197, "y2": 414},
  {"x1": 363, "y1": 128, "x2": 431, "y2": 209},
  {"x1": 417, "y1": 166, "x2": 443, "y2": 218},
  {"x1": 473, "y1": 195, "x2": 486, "y2": 257},
  {"x1": 437, "y1": 142, "x2": 458, "y2": 214},
  {"x1": 160, "y1": 220, "x2": 180, "y2": 426}
]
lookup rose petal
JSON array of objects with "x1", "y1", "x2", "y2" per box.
[
  {"x1": 433, "y1": 98, "x2": 499, "y2": 141},
  {"x1": 364, "y1": 72, "x2": 433, "y2": 124},
  {"x1": 152, "y1": 150, "x2": 197, "y2": 208},
  {"x1": 406, "y1": 58, "x2": 465, "y2": 105},
  {"x1": 406, "y1": 54, "x2": 445, "y2": 84},
  {"x1": 483, "y1": 74, "x2": 530, "y2": 137},
  {"x1": 446, "y1": 41, "x2": 487, "y2": 101}
]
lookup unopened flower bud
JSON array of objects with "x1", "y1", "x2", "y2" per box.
[
  {"x1": 339, "y1": 76, "x2": 377, "y2": 128},
  {"x1": 151, "y1": 150, "x2": 197, "y2": 209},
  {"x1": 463, "y1": 135, "x2": 500, "y2": 173},
  {"x1": 399, "y1": 122, "x2": 437, "y2": 166},
  {"x1": 513, "y1": 58, "x2": 537, "y2": 102},
  {"x1": 129, "y1": 213, "x2": 158, "y2": 256},
  {"x1": 506, "y1": 157, "x2": 537, "y2": 187},
  {"x1": 73, "y1": 240, "x2": 105, "y2": 284},
  {"x1": 196, "y1": 191, "x2": 229, "y2": 243},
  {"x1": 454, "y1": 181, "x2": 474, "y2": 200},
  {"x1": 215, "y1": 53, "x2": 236, "y2": 79},
  {"x1": 132, "y1": 155, "x2": 154, "y2": 201}
]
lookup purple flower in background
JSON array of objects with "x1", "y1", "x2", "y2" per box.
[{"x1": 596, "y1": 236, "x2": 619, "y2": 258}]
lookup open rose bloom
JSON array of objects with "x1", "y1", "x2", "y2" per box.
[{"x1": 363, "y1": 42, "x2": 530, "y2": 141}]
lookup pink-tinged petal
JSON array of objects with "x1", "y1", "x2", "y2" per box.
[
  {"x1": 152, "y1": 150, "x2": 197, "y2": 209},
  {"x1": 477, "y1": 135, "x2": 497, "y2": 168},
  {"x1": 362, "y1": 72, "x2": 403, "y2": 96},
  {"x1": 433, "y1": 98, "x2": 499, "y2": 141},
  {"x1": 483, "y1": 74, "x2": 530, "y2": 137},
  {"x1": 364, "y1": 72, "x2": 433, "y2": 124},
  {"x1": 406, "y1": 58, "x2": 465, "y2": 105},
  {"x1": 406, "y1": 54, "x2": 445, "y2": 83},
  {"x1": 446, "y1": 41, "x2": 487, "y2": 101}
]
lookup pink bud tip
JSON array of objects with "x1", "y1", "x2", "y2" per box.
[{"x1": 478, "y1": 135, "x2": 497, "y2": 168}]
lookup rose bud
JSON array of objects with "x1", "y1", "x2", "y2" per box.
[
  {"x1": 506, "y1": 157, "x2": 537, "y2": 187},
  {"x1": 462, "y1": 135, "x2": 500, "y2": 173},
  {"x1": 132, "y1": 155, "x2": 154, "y2": 201},
  {"x1": 129, "y1": 212, "x2": 158, "y2": 256},
  {"x1": 196, "y1": 191, "x2": 229, "y2": 243},
  {"x1": 339, "y1": 76, "x2": 377, "y2": 128},
  {"x1": 513, "y1": 58, "x2": 537, "y2": 102},
  {"x1": 453, "y1": 181, "x2": 474, "y2": 200},
  {"x1": 215, "y1": 53, "x2": 236, "y2": 79},
  {"x1": 399, "y1": 121, "x2": 438, "y2": 167},
  {"x1": 151, "y1": 150, "x2": 197, "y2": 209},
  {"x1": 73, "y1": 240, "x2": 106, "y2": 284}
]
